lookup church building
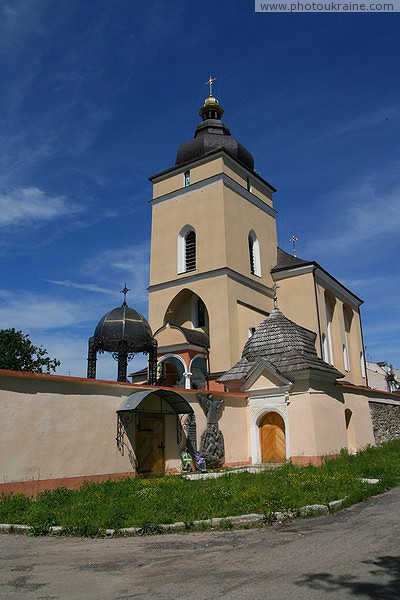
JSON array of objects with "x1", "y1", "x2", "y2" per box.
[
  {"x1": 1, "y1": 83, "x2": 399, "y2": 494},
  {"x1": 146, "y1": 83, "x2": 366, "y2": 392}
]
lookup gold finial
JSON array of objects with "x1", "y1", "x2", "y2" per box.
[{"x1": 206, "y1": 75, "x2": 216, "y2": 97}]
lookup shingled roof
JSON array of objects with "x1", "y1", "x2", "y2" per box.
[
  {"x1": 271, "y1": 247, "x2": 311, "y2": 272},
  {"x1": 218, "y1": 308, "x2": 343, "y2": 383},
  {"x1": 178, "y1": 326, "x2": 209, "y2": 348}
]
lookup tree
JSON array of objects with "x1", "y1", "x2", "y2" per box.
[{"x1": 0, "y1": 328, "x2": 61, "y2": 373}]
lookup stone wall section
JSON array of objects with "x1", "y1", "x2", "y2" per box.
[{"x1": 369, "y1": 401, "x2": 400, "y2": 444}]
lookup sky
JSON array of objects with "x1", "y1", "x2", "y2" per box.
[{"x1": 0, "y1": 0, "x2": 399, "y2": 380}]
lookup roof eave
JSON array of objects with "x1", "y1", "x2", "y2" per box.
[
  {"x1": 149, "y1": 148, "x2": 277, "y2": 193},
  {"x1": 272, "y1": 261, "x2": 364, "y2": 305}
]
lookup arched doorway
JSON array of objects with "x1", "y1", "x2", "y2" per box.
[
  {"x1": 117, "y1": 389, "x2": 196, "y2": 476},
  {"x1": 259, "y1": 412, "x2": 286, "y2": 463}
]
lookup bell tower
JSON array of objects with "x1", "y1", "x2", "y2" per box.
[{"x1": 148, "y1": 82, "x2": 278, "y2": 383}]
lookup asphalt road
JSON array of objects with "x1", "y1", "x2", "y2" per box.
[{"x1": 1, "y1": 486, "x2": 399, "y2": 600}]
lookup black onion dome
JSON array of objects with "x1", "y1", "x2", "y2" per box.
[
  {"x1": 92, "y1": 305, "x2": 153, "y2": 352},
  {"x1": 175, "y1": 96, "x2": 255, "y2": 171}
]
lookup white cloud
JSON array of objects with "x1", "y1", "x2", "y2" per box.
[
  {"x1": 0, "y1": 187, "x2": 80, "y2": 227},
  {"x1": 46, "y1": 280, "x2": 115, "y2": 295},
  {"x1": 83, "y1": 243, "x2": 150, "y2": 305},
  {"x1": 0, "y1": 290, "x2": 91, "y2": 331},
  {"x1": 38, "y1": 329, "x2": 148, "y2": 379},
  {"x1": 307, "y1": 179, "x2": 400, "y2": 257},
  {"x1": 313, "y1": 105, "x2": 400, "y2": 144}
]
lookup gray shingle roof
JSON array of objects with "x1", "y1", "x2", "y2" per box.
[
  {"x1": 219, "y1": 308, "x2": 343, "y2": 383},
  {"x1": 271, "y1": 247, "x2": 311, "y2": 272}
]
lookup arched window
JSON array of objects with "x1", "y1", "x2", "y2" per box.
[
  {"x1": 343, "y1": 305, "x2": 352, "y2": 372},
  {"x1": 185, "y1": 230, "x2": 196, "y2": 271},
  {"x1": 360, "y1": 351, "x2": 366, "y2": 379},
  {"x1": 324, "y1": 291, "x2": 335, "y2": 365},
  {"x1": 190, "y1": 356, "x2": 208, "y2": 390},
  {"x1": 191, "y1": 294, "x2": 207, "y2": 329},
  {"x1": 248, "y1": 231, "x2": 261, "y2": 277},
  {"x1": 157, "y1": 355, "x2": 186, "y2": 387},
  {"x1": 343, "y1": 345, "x2": 349, "y2": 372},
  {"x1": 178, "y1": 226, "x2": 196, "y2": 274}
]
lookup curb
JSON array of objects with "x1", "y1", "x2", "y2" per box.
[
  {"x1": 0, "y1": 477, "x2": 381, "y2": 537},
  {"x1": 0, "y1": 499, "x2": 347, "y2": 537}
]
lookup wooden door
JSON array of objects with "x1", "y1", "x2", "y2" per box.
[
  {"x1": 259, "y1": 412, "x2": 286, "y2": 463},
  {"x1": 136, "y1": 416, "x2": 165, "y2": 476}
]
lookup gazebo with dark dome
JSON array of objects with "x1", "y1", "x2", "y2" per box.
[{"x1": 87, "y1": 286, "x2": 157, "y2": 384}]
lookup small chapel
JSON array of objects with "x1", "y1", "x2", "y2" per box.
[{"x1": 1, "y1": 81, "x2": 400, "y2": 494}]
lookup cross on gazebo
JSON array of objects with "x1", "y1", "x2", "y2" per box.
[
  {"x1": 206, "y1": 75, "x2": 216, "y2": 97},
  {"x1": 120, "y1": 283, "x2": 131, "y2": 306}
]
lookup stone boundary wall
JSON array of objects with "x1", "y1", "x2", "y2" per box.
[{"x1": 369, "y1": 401, "x2": 400, "y2": 445}]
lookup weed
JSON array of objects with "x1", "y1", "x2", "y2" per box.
[{"x1": 1, "y1": 440, "x2": 400, "y2": 536}]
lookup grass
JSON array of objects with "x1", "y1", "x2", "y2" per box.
[{"x1": 1, "y1": 440, "x2": 400, "y2": 536}]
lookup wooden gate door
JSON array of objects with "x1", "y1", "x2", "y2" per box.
[
  {"x1": 136, "y1": 416, "x2": 165, "y2": 476},
  {"x1": 260, "y1": 412, "x2": 286, "y2": 463}
]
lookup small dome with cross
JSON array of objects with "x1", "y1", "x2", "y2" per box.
[{"x1": 87, "y1": 285, "x2": 157, "y2": 383}]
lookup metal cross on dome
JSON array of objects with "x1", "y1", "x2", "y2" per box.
[
  {"x1": 120, "y1": 283, "x2": 131, "y2": 306},
  {"x1": 206, "y1": 75, "x2": 216, "y2": 97},
  {"x1": 290, "y1": 235, "x2": 298, "y2": 257},
  {"x1": 272, "y1": 283, "x2": 280, "y2": 309}
]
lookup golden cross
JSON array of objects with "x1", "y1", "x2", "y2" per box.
[{"x1": 206, "y1": 75, "x2": 216, "y2": 97}]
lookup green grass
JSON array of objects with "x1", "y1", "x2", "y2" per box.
[{"x1": 2, "y1": 440, "x2": 400, "y2": 536}]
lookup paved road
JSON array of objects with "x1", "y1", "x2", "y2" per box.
[{"x1": 1, "y1": 486, "x2": 399, "y2": 599}]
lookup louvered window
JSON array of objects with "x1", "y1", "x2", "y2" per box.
[
  {"x1": 185, "y1": 230, "x2": 196, "y2": 271},
  {"x1": 249, "y1": 234, "x2": 255, "y2": 274}
]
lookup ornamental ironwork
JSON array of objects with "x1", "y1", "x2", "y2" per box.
[{"x1": 86, "y1": 292, "x2": 158, "y2": 384}]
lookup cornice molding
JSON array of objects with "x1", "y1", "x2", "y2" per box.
[
  {"x1": 149, "y1": 172, "x2": 277, "y2": 218},
  {"x1": 148, "y1": 266, "x2": 275, "y2": 296}
]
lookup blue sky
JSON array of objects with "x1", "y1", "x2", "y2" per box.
[{"x1": 0, "y1": 0, "x2": 399, "y2": 379}]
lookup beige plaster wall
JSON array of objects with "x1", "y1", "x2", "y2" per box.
[
  {"x1": 276, "y1": 271, "x2": 366, "y2": 386},
  {"x1": 152, "y1": 158, "x2": 224, "y2": 199},
  {"x1": 149, "y1": 277, "x2": 233, "y2": 373},
  {"x1": 314, "y1": 282, "x2": 365, "y2": 385},
  {"x1": 0, "y1": 375, "x2": 132, "y2": 484},
  {"x1": 274, "y1": 272, "x2": 318, "y2": 338},
  {"x1": 149, "y1": 153, "x2": 278, "y2": 374},
  {"x1": 342, "y1": 392, "x2": 376, "y2": 450},
  {"x1": 222, "y1": 161, "x2": 273, "y2": 206},
  {"x1": 223, "y1": 185, "x2": 277, "y2": 289},
  {"x1": 288, "y1": 381, "x2": 375, "y2": 459},
  {"x1": 151, "y1": 155, "x2": 274, "y2": 208},
  {"x1": 236, "y1": 301, "x2": 270, "y2": 363},
  {"x1": 0, "y1": 372, "x2": 250, "y2": 486},
  {"x1": 150, "y1": 180, "x2": 226, "y2": 286}
]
